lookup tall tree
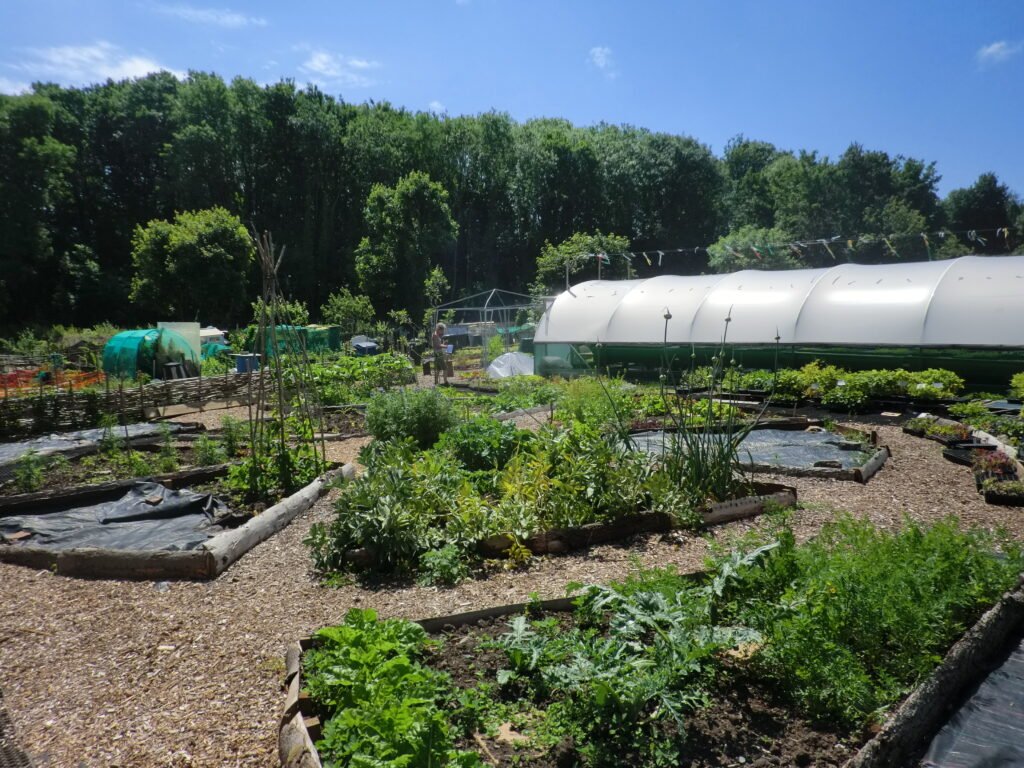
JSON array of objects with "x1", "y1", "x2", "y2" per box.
[
  {"x1": 722, "y1": 136, "x2": 783, "y2": 230},
  {"x1": 0, "y1": 94, "x2": 75, "y2": 327},
  {"x1": 531, "y1": 231, "x2": 631, "y2": 295},
  {"x1": 944, "y1": 173, "x2": 1021, "y2": 254},
  {"x1": 129, "y1": 207, "x2": 255, "y2": 325},
  {"x1": 355, "y1": 171, "x2": 457, "y2": 316}
]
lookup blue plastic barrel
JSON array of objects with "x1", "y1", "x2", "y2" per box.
[{"x1": 234, "y1": 353, "x2": 261, "y2": 373}]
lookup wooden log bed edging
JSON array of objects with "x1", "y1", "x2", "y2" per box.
[
  {"x1": 0, "y1": 463, "x2": 355, "y2": 580},
  {"x1": 744, "y1": 445, "x2": 891, "y2": 484},
  {"x1": 844, "y1": 579, "x2": 1024, "y2": 768}
]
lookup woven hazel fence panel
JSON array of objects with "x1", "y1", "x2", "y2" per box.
[{"x1": 0, "y1": 371, "x2": 267, "y2": 437}]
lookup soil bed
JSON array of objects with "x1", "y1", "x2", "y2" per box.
[
  {"x1": 317, "y1": 407, "x2": 366, "y2": 436},
  {"x1": 300, "y1": 611, "x2": 859, "y2": 767},
  {"x1": 0, "y1": 443, "x2": 216, "y2": 498}
]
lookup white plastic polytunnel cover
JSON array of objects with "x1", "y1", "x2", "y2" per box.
[{"x1": 533, "y1": 255, "x2": 1024, "y2": 347}]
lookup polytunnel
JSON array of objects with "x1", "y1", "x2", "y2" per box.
[{"x1": 533, "y1": 255, "x2": 1024, "y2": 388}]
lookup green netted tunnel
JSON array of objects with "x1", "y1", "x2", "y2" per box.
[
  {"x1": 103, "y1": 329, "x2": 200, "y2": 380},
  {"x1": 304, "y1": 324, "x2": 343, "y2": 353}
]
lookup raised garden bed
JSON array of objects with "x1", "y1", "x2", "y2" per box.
[
  {"x1": 981, "y1": 481, "x2": 1024, "y2": 507},
  {"x1": 0, "y1": 441, "x2": 225, "y2": 498},
  {"x1": 281, "y1": 558, "x2": 1024, "y2": 768},
  {"x1": 0, "y1": 465, "x2": 352, "y2": 579},
  {"x1": 631, "y1": 420, "x2": 889, "y2": 483},
  {"x1": 344, "y1": 481, "x2": 796, "y2": 568},
  {"x1": 280, "y1": 593, "x2": 854, "y2": 768},
  {"x1": 316, "y1": 406, "x2": 367, "y2": 438}
]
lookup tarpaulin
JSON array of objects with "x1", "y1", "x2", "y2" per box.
[
  {"x1": 0, "y1": 422, "x2": 185, "y2": 468},
  {"x1": 0, "y1": 482, "x2": 228, "y2": 552},
  {"x1": 922, "y1": 633, "x2": 1024, "y2": 768},
  {"x1": 631, "y1": 428, "x2": 870, "y2": 470}
]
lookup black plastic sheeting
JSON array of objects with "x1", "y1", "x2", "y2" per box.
[
  {"x1": 0, "y1": 482, "x2": 228, "y2": 552},
  {"x1": 0, "y1": 422, "x2": 185, "y2": 468},
  {"x1": 630, "y1": 428, "x2": 870, "y2": 470},
  {"x1": 922, "y1": 632, "x2": 1024, "y2": 768}
]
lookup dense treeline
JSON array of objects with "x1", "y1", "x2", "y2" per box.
[{"x1": 1, "y1": 71, "x2": 1022, "y2": 332}]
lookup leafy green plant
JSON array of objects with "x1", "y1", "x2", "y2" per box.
[
  {"x1": 365, "y1": 388, "x2": 457, "y2": 449},
  {"x1": 13, "y1": 450, "x2": 46, "y2": 493},
  {"x1": 435, "y1": 416, "x2": 533, "y2": 471},
  {"x1": 98, "y1": 413, "x2": 124, "y2": 455},
  {"x1": 907, "y1": 368, "x2": 965, "y2": 399},
  {"x1": 227, "y1": 421, "x2": 319, "y2": 502},
  {"x1": 303, "y1": 608, "x2": 482, "y2": 768},
  {"x1": 156, "y1": 425, "x2": 179, "y2": 473},
  {"x1": 192, "y1": 434, "x2": 226, "y2": 466},
  {"x1": 219, "y1": 416, "x2": 246, "y2": 457},
  {"x1": 981, "y1": 478, "x2": 1024, "y2": 496},
  {"x1": 489, "y1": 374, "x2": 561, "y2": 413},
  {"x1": 417, "y1": 544, "x2": 471, "y2": 587}
]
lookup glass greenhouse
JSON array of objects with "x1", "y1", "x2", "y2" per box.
[{"x1": 534, "y1": 255, "x2": 1024, "y2": 388}]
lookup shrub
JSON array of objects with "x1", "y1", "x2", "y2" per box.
[
  {"x1": 435, "y1": 416, "x2": 533, "y2": 471},
  {"x1": 365, "y1": 388, "x2": 457, "y2": 449},
  {"x1": 1011, "y1": 372, "x2": 1024, "y2": 399}
]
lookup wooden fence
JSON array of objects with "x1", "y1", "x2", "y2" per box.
[{"x1": 0, "y1": 370, "x2": 267, "y2": 438}]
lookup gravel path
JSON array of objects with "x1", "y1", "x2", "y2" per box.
[{"x1": 0, "y1": 421, "x2": 1020, "y2": 767}]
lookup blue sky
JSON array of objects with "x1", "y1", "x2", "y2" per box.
[{"x1": 2, "y1": 0, "x2": 1022, "y2": 196}]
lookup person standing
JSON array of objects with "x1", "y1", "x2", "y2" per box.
[{"x1": 431, "y1": 323, "x2": 449, "y2": 385}]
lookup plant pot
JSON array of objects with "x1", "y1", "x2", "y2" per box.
[{"x1": 983, "y1": 488, "x2": 1024, "y2": 507}]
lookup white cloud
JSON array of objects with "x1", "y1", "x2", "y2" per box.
[
  {"x1": 155, "y1": 4, "x2": 267, "y2": 28},
  {"x1": 428, "y1": 100, "x2": 446, "y2": 113},
  {"x1": 0, "y1": 76, "x2": 30, "y2": 94},
  {"x1": 588, "y1": 45, "x2": 617, "y2": 79},
  {"x1": 8, "y1": 41, "x2": 183, "y2": 85},
  {"x1": 977, "y1": 40, "x2": 1022, "y2": 66},
  {"x1": 299, "y1": 49, "x2": 379, "y2": 88}
]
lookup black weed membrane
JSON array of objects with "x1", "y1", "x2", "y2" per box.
[{"x1": 0, "y1": 481, "x2": 229, "y2": 552}]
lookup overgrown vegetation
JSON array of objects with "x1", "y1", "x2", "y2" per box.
[
  {"x1": 365, "y1": 388, "x2": 458, "y2": 449},
  {"x1": 307, "y1": 421, "x2": 695, "y2": 578},
  {"x1": 305, "y1": 516, "x2": 1023, "y2": 766}
]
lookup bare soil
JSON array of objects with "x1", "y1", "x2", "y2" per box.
[{"x1": 0, "y1": 418, "x2": 1019, "y2": 766}]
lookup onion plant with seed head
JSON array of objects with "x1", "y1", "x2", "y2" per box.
[{"x1": 654, "y1": 311, "x2": 775, "y2": 508}]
